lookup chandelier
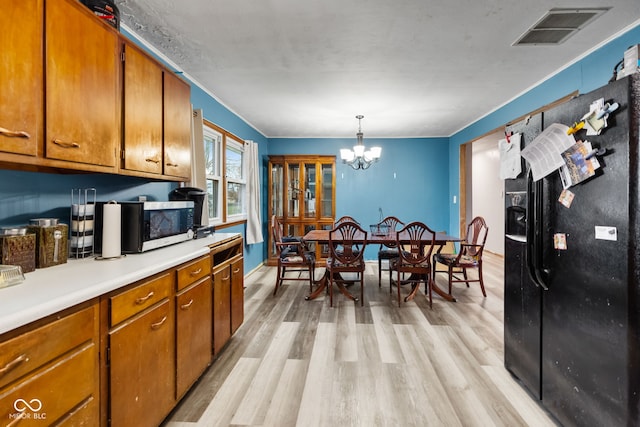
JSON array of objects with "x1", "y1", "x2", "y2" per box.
[{"x1": 340, "y1": 115, "x2": 381, "y2": 170}]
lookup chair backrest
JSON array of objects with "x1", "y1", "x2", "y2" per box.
[
  {"x1": 329, "y1": 221, "x2": 367, "y2": 265},
  {"x1": 335, "y1": 215, "x2": 359, "y2": 226},
  {"x1": 378, "y1": 216, "x2": 405, "y2": 248},
  {"x1": 271, "y1": 215, "x2": 289, "y2": 258},
  {"x1": 396, "y1": 221, "x2": 435, "y2": 265},
  {"x1": 463, "y1": 216, "x2": 489, "y2": 258},
  {"x1": 380, "y1": 216, "x2": 404, "y2": 231}
]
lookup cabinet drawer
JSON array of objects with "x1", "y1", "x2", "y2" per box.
[
  {"x1": 176, "y1": 255, "x2": 211, "y2": 291},
  {"x1": 0, "y1": 305, "x2": 96, "y2": 389},
  {"x1": 110, "y1": 272, "x2": 173, "y2": 327},
  {"x1": 0, "y1": 342, "x2": 98, "y2": 426}
]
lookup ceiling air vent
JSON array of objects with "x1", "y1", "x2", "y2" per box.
[{"x1": 513, "y1": 8, "x2": 610, "y2": 46}]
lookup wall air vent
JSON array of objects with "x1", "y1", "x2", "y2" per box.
[{"x1": 513, "y1": 8, "x2": 610, "y2": 46}]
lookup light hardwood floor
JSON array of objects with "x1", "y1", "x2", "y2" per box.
[{"x1": 164, "y1": 253, "x2": 557, "y2": 427}]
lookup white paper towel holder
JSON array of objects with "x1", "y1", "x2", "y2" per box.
[{"x1": 95, "y1": 200, "x2": 126, "y2": 261}]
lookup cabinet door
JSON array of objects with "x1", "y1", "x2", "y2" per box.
[
  {"x1": 212, "y1": 267, "x2": 231, "y2": 355},
  {"x1": 0, "y1": 343, "x2": 98, "y2": 425},
  {"x1": 109, "y1": 299, "x2": 175, "y2": 427},
  {"x1": 230, "y1": 257, "x2": 244, "y2": 334},
  {"x1": 0, "y1": 0, "x2": 42, "y2": 156},
  {"x1": 163, "y1": 72, "x2": 192, "y2": 179},
  {"x1": 176, "y1": 276, "x2": 212, "y2": 398},
  {"x1": 45, "y1": 0, "x2": 119, "y2": 167},
  {"x1": 122, "y1": 41, "x2": 163, "y2": 174}
]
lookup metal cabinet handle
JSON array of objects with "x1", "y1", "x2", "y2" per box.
[
  {"x1": 145, "y1": 157, "x2": 160, "y2": 164},
  {"x1": 135, "y1": 291, "x2": 155, "y2": 305},
  {"x1": 52, "y1": 138, "x2": 80, "y2": 148},
  {"x1": 222, "y1": 275, "x2": 230, "y2": 281},
  {"x1": 180, "y1": 299, "x2": 194, "y2": 310},
  {"x1": 165, "y1": 162, "x2": 179, "y2": 167},
  {"x1": 0, "y1": 126, "x2": 30, "y2": 139},
  {"x1": 0, "y1": 354, "x2": 29, "y2": 376},
  {"x1": 233, "y1": 268, "x2": 240, "y2": 274},
  {"x1": 150, "y1": 315, "x2": 168, "y2": 330},
  {"x1": 190, "y1": 268, "x2": 202, "y2": 277}
]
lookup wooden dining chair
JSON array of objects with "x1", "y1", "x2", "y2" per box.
[
  {"x1": 327, "y1": 221, "x2": 367, "y2": 307},
  {"x1": 432, "y1": 216, "x2": 489, "y2": 298},
  {"x1": 389, "y1": 222, "x2": 436, "y2": 307},
  {"x1": 271, "y1": 215, "x2": 315, "y2": 296},
  {"x1": 375, "y1": 216, "x2": 405, "y2": 287}
]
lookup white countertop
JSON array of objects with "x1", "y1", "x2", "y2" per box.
[{"x1": 0, "y1": 233, "x2": 241, "y2": 335}]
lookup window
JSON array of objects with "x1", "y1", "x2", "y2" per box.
[
  {"x1": 203, "y1": 126, "x2": 222, "y2": 222},
  {"x1": 225, "y1": 137, "x2": 245, "y2": 218},
  {"x1": 203, "y1": 119, "x2": 246, "y2": 225}
]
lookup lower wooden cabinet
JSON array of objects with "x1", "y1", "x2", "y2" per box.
[
  {"x1": 107, "y1": 273, "x2": 175, "y2": 427},
  {"x1": 211, "y1": 236, "x2": 244, "y2": 355},
  {"x1": 212, "y1": 265, "x2": 232, "y2": 355},
  {"x1": 230, "y1": 257, "x2": 244, "y2": 335},
  {"x1": 0, "y1": 237, "x2": 242, "y2": 427},
  {"x1": 176, "y1": 256, "x2": 212, "y2": 399},
  {"x1": 0, "y1": 303, "x2": 99, "y2": 426}
]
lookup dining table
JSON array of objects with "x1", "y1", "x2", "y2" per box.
[{"x1": 302, "y1": 228, "x2": 462, "y2": 303}]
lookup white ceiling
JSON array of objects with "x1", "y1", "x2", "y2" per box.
[{"x1": 114, "y1": 0, "x2": 640, "y2": 138}]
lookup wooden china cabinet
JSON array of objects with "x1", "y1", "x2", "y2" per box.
[{"x1": 268, "y1": 155, "x2": 336, "y2": 265}]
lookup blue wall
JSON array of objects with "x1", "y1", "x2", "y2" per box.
[
  {"x1": 0, "y1": 171, "x2": 174, "y2": 226},
  {"x1": 447, "y1": 24, "x2": 640, "y2": 235}
]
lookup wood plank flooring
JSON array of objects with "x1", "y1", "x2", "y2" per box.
[{"x1": 164, "y1": 253, "x2": 557, "y2": 426}]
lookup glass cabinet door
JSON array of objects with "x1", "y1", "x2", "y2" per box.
[
  {"x1": 287, "y1": 163, "x2": 300, "y2": 218},
  {"x1": 304, "y1": 163, "x2": 316, "y2": 218},
  {"x1": 270, "y1": 163, "x2": 283, "y2": 217},
  {"x1": 320, "y1": 163, "x2": 334, "y2": 218}
]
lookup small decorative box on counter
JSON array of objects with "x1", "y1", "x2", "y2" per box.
[
  {"x1": 27, "y1": 219, "x2": 69, "y2": 268},
  {"x1": 0, "y1": 228, "x2": 36, "y2": 273}
]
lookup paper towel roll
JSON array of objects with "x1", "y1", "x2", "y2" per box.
[{"x1": 102, "y1": 201, "x2": 121, "y2": 258}]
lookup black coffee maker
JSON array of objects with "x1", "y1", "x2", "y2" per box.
[{"x1": 169, "y1": 187, "x2": 206, "y2": 227}]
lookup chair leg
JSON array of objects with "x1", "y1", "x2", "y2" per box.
[
  {"x1": 448, "y1": 266, "x2": 453, "y2": 296},
  {"x1": 478, "y1": 263, "x2": 487, "y2": 297},
  {"x1": 273, "y1": 264, "x2": 282, "y2": 296},
  {"x1": 427, "y1": 276, "x2": 433, "y2": 308},
  {"x1": 397, "y1": 271, "x2": 402, "y2": 307},
  {"x1": 329, "y1": 273, "x2": 333, "y2": 307},
  {"x1": 360, "y1": 274, "x2": 364, "y2": 307},
  {"x1": 378, "y1": 257, "x2": 382, "y2": 287},
  {"x1": 308, "y1": 264, "x2": 315, "y2": 292}
]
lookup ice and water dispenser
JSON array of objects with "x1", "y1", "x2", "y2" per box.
[{"x1": 505, "y1": 191, "x2": 527, "y2": 238}]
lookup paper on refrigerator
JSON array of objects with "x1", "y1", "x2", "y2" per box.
[
  {"x1": 499, "y1": 133, "x2": 522, "y2": 179},
  {"x1": 520, "y1": 123, "x2": 576, "y2": 181}
]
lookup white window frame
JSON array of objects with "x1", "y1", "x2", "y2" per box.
[
  {"x1": 202, "y1": 119, "x2": 247, "y2": 225},
  {"x1": 225, "y1": 136, "x2": 246, "y2": 221},
  {"x1": 203, "y1": 124, "x2": 223, "y2": 224}
]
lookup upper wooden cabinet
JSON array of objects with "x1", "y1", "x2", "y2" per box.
[
  {"x1": 122, "y1": 41, "x2": 164, "y2": 174},
  {"x1": 0, "y1": 0, "x2": 193, "y2": 180},
  {"x1": 45, "y1": 0, "x2": 119, "y2": 168},
  {"x1": 0, "y1": 0, "x2": 43, "y2": 157},
  {"x1": 163, "y1": 72, "x2": 192, "y2": 179}
]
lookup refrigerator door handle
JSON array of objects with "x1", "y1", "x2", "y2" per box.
[{"x1": 526, "y1": 170, "x2": 549, "y2": 290}]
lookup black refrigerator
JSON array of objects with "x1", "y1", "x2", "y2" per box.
[{"x1": 504, "y1": 74, "x2": 640, "y2": 426}]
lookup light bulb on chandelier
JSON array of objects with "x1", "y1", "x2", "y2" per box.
[{"x1": 340, "y1": 115, "x2": 381, "y2": 170}]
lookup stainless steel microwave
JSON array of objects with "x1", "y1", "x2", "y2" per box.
[{"x1": 95, "y1": 201, "x2": 194, "y2": 254}]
